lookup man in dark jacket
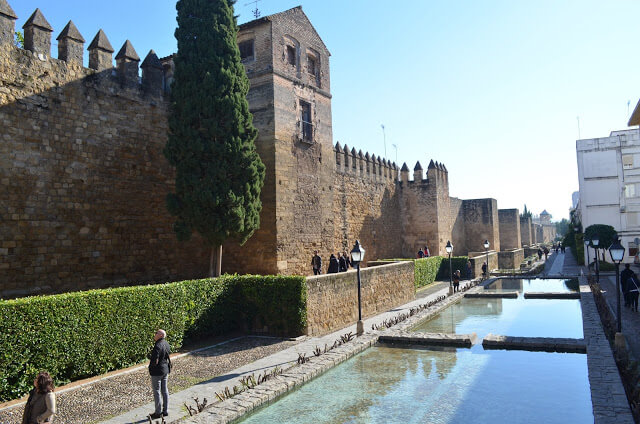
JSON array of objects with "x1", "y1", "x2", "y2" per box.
[
  {"x1": 149, "y1": 329, "x2": 171, "y2": 419},
  {"x1": 338, "y1": 252, "x2": 347, "y2": 272},
  {"x1": 621, "y1": 264, "x2": 635, "y2": 307},
  {"x1": 327, "y1": 254, "x2": 340, "y2": 273},
  {"x1": 311, "y1": 251, "x2": 322, "y2": 275}
]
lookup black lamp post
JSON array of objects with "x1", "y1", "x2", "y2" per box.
[
  {"x1": 609, "y1": 237, "x2": 625, "y2": 333},
  {"x1": 584, "y1": 237, "x2": 590, "y2": 269},
  {"x1": 350, "y1": 240, "x2": 366, "y2": 336},
  {"x1": 592, "y1": 234, "x2": 600, "y2": 284},
  {"x1": 483, "y1": 239, "x2": 490, "y2": 278},
  {"x1": 446, "y1": 240, "x2": 453, "y2": 295}
]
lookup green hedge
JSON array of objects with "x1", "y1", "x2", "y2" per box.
[
  {"x1": 436, "y1": 256, "x2": 469, "y2": 281},
  {"x1": 0, "y1": 275, "x2": 306, "y2": 402},
  {"x1": 415, "y1": 257, "x2": 442, "y2": 288}
]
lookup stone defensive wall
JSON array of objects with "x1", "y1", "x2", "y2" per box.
[
  {"x1": 498, "y1": 208, "x2": 521, "y2": 250},
  {"x1": 305, "y1": 261, "x2": 414, "y2": 335},
  {"x1": 0, "y1": 6, "x2": 211, "y2": 297},
  {"x1": 498, "y1": 248, "x2": 525, "y2": 270},
  {"x1": 332, "y1": 142, "x2": 403, "y2": 266},
  {"x1": 520, "y1": 216, "x2": 533, "y2": 247}
]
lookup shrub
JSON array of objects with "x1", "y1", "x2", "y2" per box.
[
  {"x1": 0, "y1": 275, "x2": 305, "y2": 402},
  {"x1": 436, "y1": 256, "x2": 469, "y2": 280},
  {"x1": 414, "y1": 257, "x2": 442, "y2": 288}
]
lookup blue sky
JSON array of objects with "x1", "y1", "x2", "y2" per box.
[{"x1": 11, "y1": 0, "x2": 640, "y2": 220}]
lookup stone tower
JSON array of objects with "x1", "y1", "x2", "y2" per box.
[{"x1": 223, "y1": 7, "x2": 334, "y2": 274}]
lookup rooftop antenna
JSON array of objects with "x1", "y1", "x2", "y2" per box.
[
  {"x1": 576, "y1": 116, "x2": 581, "y2": 140},
  {"x1": 381, "y1": 124, "x2": 387, "y2": 159},
  {"x1": 245, "y1": 0, "x2": 261, "y2": 19}
]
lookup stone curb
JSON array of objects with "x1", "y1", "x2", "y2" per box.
[
  {"x1": 464, "y1": 291, "x2": 518, "y2": 298},
  {"x1": 482, "y1": 333, "x2": 586, "y2": 353},
  {"x1": 379, "y1": 332, "x2": 477, "y2": 348},
  {"x1": 579, "y1": 276, "x2": 634, "y2": 423},
  {"x1": 524, "y1": 292, "x2": 580, "y2": 299}
]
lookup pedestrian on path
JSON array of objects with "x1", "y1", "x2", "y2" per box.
[
  {"x1": 453, "y1": 270, "x2": 461, "y2": 292},
  {"x1": 149, "y1": 329, "x2": 171, "y2": 420},
  {"x1": 537, "y1": 248, "x2": 543, "y2": 260},
  {"x1": 629, "y1": 276, "x2": 639, "y2": 312},
  {"x1": 327, "y1": 254, "x2": 339, "y2": 273},
  {"x1": 21, "y1": 371, "x2": 56, "y2": 424},
  {"x1": 621, "y1": 264, "x2": 634, "y2": 308},
  {"x1": 466, "y1": 260, "x2": 472, "y2": 280},
  {"x1": 338, "y1": 252, "x2": 347, "y2": 272},
  {"x1": 481, "y1": 262, "x2": 487, "y2": 278},
  {"x1": 311, "y1": 251, "x2": 322, "y2": 275}
]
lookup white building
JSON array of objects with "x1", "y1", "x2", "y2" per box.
[{"x1": 576, "y1": 128, "x2": 640, "y2": 263}]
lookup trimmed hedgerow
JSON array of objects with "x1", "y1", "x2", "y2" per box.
[
  {"x1": 414, "y1": 257, "x2": 443, "y2": 288},
  {"x1": 0, "y1": 275, "x2": 306, "y2": 402},
  {"x1": 436, "y1": 256, "x2": 469, "y2": 281}
]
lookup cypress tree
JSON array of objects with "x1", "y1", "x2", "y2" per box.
[{"x1": 164, "y1": 0, "x2": 265, "y2": 277}]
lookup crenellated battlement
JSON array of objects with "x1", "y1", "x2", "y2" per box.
[
  {"x1": 0, "y1": 2, "x2": 168, "y2": 98},
  {"x1": 334, "y1": 141, "x2": 398, "y2": 183},
  {"x1": 398, "y1": 158, "x2": 449, "y2": 186}
]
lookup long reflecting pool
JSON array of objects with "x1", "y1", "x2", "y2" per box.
[
  {"x1": 485, "y1": 277, "x2": 579, "y2": 293},
  {"x1": 239, "y1": 345, "x2": 593, "y2": 424},
  {"x1": 411, "y1": 278, "x2": 583, "y2": 338}
]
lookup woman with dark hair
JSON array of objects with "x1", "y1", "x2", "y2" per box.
[{"x1": 21, "y1": 372, "x2": 56, "y2": 424}]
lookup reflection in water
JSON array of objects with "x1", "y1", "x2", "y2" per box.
[
  {"x1": 239, "y1": 346, "x2": 592, "y2": 424},
  {"x1": 485, "y1": 278, "x2": 579, "y2": 293},
  {"x1": 412, "y1": 297, "x2": 583, "y2": 338}
]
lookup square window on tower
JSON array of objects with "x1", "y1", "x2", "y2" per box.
[
  {"x1": 286, "y1": 45, "x2": 296, "y2": 66},
  {"x1": 300, "y1": 100, "x2": 312, "y2": 142},
  {"x1": 239, "y1": 40, "x2": 254, "y2": 62}
]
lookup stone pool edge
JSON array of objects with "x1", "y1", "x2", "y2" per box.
[{"x1": 580, "y1": 275, "x2": 634, "y2": 424}]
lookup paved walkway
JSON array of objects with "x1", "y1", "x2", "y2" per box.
[{"x1": 101, "y1": 281, "x2": 454, "y2": 424}]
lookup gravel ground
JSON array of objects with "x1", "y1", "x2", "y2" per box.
[{"x1": 0, "y1": 336, "x2": 295, "y2": 424}]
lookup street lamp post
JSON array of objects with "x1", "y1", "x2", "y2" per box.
[
  {"x1": 446, "y1": 241, "x2": 453, "y2": 295},
  {"x1": 609, "y1": 237, "x2": 625, "y2": 333},
  {"x1": 350, "y1": 240, "x2": 366, "y2": 336},
  {"x1": 483, "y1": 239, "x2": 490, "y2": 279},
  {"x1": 584, "y1": 237, "x2": 590, "y2": 268},
  {"x1": 592, "y1": 234, "x2": 600, "y2": 284}
]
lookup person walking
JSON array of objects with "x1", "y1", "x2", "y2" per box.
[
  {"x1": 342, "y1": 251, "x2": 351, "y2": 269},
  {"x1": 338, "y1": 252, "x2": 347, "y2": 272},
  {"x1": 417, "y1": 248, "x2": 424, "y2": 258},
  {"x1": 327, "y1": 254, "x2": 339, "y2": 273},
  {"x1": 149, "y1": 329, "x2": 171, "y2": 420},
  {"x1": 466, "y1": 260, "x2": 472, "y2": 280},
  {"x1": 629, "y1": 273, "x2": 640, "y2": 312},
  {"x1": 453, "y1": 270, "x2": 461, "y2": 292},
  {"x1": 621, "y1": 263, "x2": 635, "y2": 308},
  {"x1": 311, "y1": 250, "x2": 322, "y2": 275},
  {"x1": 481, "y1": 262, "x2": 488, "y2": 278},
  {"x1": 537, "y1": 248, "x2": 543, "y2": 261},
  {"x1": 21, "y1": 372, "x2": 56, "y2": 424},
  {"x1": 543, "y1": 247, "x2": 549, "y2": 261}
]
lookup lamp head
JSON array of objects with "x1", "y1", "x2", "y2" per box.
[
  {"x1": 350, "y1": 240, "x2": 365, "y2": 264},
  {"x1": 483, "y1": 240, "x2": 490, "y2": 250},
  {"x1": 608, "y1": 237, "x2": 625, "y2": 263},
  {"x1": 445, "y1": 240, "x2": 453, "y2": 254}
]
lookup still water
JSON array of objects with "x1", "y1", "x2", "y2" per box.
[
  {"x1": 411, "y1": 278, "x2": 583, "y2": 338},
  {"x1": 238, "y1": 345, "x2": 592, "y2": 424}
]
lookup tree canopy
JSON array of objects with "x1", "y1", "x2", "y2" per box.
[
  {"x1": 584, "y1": 224, "x2": 617, "y2": 249},
  {"x1": 164, "y1": 0, "x2": 265, "y2": 250}
]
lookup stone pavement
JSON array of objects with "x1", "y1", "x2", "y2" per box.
[{"x1": 101, "y1": 281, "x2": 453, "y2": 424}]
